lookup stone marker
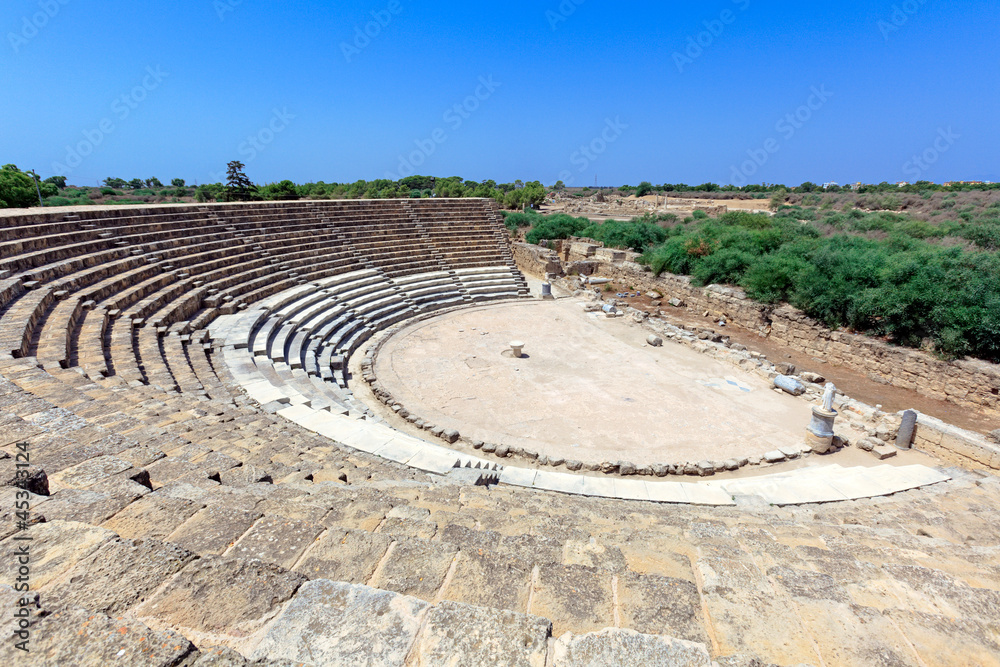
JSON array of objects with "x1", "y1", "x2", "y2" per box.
[
  {"x1": 896, "y1": 410, "x2": 918, "y2": 449},
  {"x1": 646, "y1": 335, "x2": 663, "y2": 347},
  {"x1": 510, "y1": 340, "x2": 525, "y2": 358},
  {"x1": 805, "y1": 384, "x2": 839, "y2": 454}
]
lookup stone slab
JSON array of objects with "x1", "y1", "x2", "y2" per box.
[
  {"x1": 0, "y1": 586, "x2": 196, "y2": 667},
  {"x1": 0, "y1": 521, "x2": 115, "y2": 590},
  {"x1": 413, "y1": 600, "x2": 551, "y2": 667},
  {"x1": 46, "y1": 536, "x2": 196, "y2": 615},
  {"x1": 552, "y1": 628, "x2": 712, "y2": 667},
  {"x1": 228, "y1": 515, "x2": 323, "y2": 569},
  {"x1": 101, "y1": 492, "x2": 204, "y2": 541},
  {"x1": 372, "y1": 539, "x2": 457, "y2": 601},
  {"x1": 294, "y1": 527, "x2": 392, "y2": 584},
  {"x1": 532, "y1": 470, "x2": 587, "y2": 495},
  {"x1": 167, "y1": 505, "x2": 263, "y2": 556},
  {"x1": 248, "y1": 580, "x2": 428, "y2": 666},
  {"x1": 136, "y1": 555, "x2": 307, "y2": 642},
  {"x1": 499, "y1": 466, "x2": 538, "y2": 488}
]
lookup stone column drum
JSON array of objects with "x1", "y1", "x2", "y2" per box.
[{"x1": 806, "y1": 383, "x2": 839, "y2": 453}]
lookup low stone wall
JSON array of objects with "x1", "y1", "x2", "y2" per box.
[
  {"x1": 512, "y1": 243, "x2": 561, "y2": 277},
  {"x1": 913, "y1": 414, "x2": 1000, "y2": 470},
  {"x1": 513, "y1": 242, "x2": 1000, "y2": 418}
]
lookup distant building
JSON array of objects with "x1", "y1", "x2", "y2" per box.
[
  {"x1": 822, "y1": 182, "x2": 839, "y2": 189},
  {"x1": 896, "y1": 181, "x2": 909, "y2": 187}
]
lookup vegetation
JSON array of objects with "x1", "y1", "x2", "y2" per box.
[
  {"x1": 636, "y1": 209, "x2": 1000, "y2": 362},
  {"x1": 0, "y1": 165, "x2": 39, "y2": 208}
]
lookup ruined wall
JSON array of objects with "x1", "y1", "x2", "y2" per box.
[
  {"x1": 913, "y1": 415, "x2": 1000, "y2": 470},
  {"x1": 514, "y1": 241, "x2": 1000, "y2": 416}
]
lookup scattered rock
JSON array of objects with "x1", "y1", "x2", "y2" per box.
[
  {"x1": 646, "y1": 335, "x2": 663, "y2": 347},
  {"x1": 565, "y1": 460, "x2": 583, "y2": 471},
  {"x1": 668, "y1": 298, "x2": 685, "y2": 308},
  {"x1": 763, "y1": 450, "x2": 787, "y2": 464},
  {"x1": 872, "y1": 445, "x2": 898, "y2": 460},
  {"x1": 618, "y1": 462, "x2": 637, "y2": 476},
  {"x1": 472, "y1": 440, "x2": 485, "y2": 450},
  {"x1": 988, "y1": 429, "x2": 1000, "y2": 444},
  {"x1": 696, "y1": 461, "x2": 715, "y2": 476},
  {"x1": 442, "y1": 429, "x2": 460, "y2": 443},
  {"x1": 800, "y1": 371, "x2": 826, "y2": 384},
  {"x1": 730, "y1": 343, "x2": 747, "y2": 352},
  {"x1": 651, "y1": 464, "x2": 669, "y2": 477},
  {"x1": 481, "y1": 442, "x2": 497, "y2": 453},
  {"x1": 858, "y1": 438, "x2": 878, "y2": 452},
  {"x1": 600, "y1": 462, "x2": 620, "y2": 474},
  {"x1": 495, "y1": 445, "x2": 511, "y2": 458},
  {"x1": 724, "y1": 459, "x2": 740, "y2": 471}
]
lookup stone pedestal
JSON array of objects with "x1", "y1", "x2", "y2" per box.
[
  {"x1": 806, "y1": 406, "x2": 837, "y2": 453},
  {"x1": 510, "y1": 341, "x2": 524, "y2": 358},
  {"x1": 541, "y1": 283, "x2": 554, "y2": 300}
]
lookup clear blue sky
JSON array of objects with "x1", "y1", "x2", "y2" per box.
[{"x1": 2, "y1": 0, "x2": 997, "y2": 187}]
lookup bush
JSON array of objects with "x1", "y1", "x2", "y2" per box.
[
  {"x1": 0, "y1": 165, "x2": 39, "y2": 208},
  {"x1": 502, "y1": 210, "x2": 537, "y2": 232},
  {"x1": 578, "y1": 219, "x2": 667, "y2": 252},
  {"x1": 524, "y1": 213, "x2": 590, "y2": 245}
]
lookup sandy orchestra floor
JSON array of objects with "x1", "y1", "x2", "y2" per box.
[{"x1": 375, "y1": 300, "x2": 817, "y2": 465}]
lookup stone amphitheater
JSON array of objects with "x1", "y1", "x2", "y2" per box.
[{"x1": 1, "y1": 199, "x2": 999, "y2": 666}]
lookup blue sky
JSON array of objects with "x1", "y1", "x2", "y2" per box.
[{"x1": 2, "y1": 0, "x2": 997, "y2": 187}]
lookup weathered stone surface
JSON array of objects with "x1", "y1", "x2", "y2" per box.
[
  {"x1": 191, "y1": 644, "x2": 309, "y2": 666},
  {"x1": 228, "y1": 515, "x2": 322, "y2": 569},
  {"x1": 46, "y1": 455, "x2": 135, "y2": 490},
  {"x1": 444, "y1": 550, "x2": 533, "y2": 612},
  {"x1": 2, "y1": 463, "x2": 49, "y2": 495},
  {"x1": 0, "y1": 586, "x2": 196, "y2": 667},
  {"x1": 618, "y1": 572, "x2": 710, "y2": 646},
  {"x1": 872, "y1": 445, "x2": 898, "y2": 460},
  {"x1": 531, "y1": 564, "x2": 613, "y2": 635},
  {"x1": 414, "y1": 600, "x2": 551, "y2": 667},
  {"x1": 800, "y1": 371, "x2": 825, "y2": 384},
  {"x1": 371, "y1": 539, "x2": 457, "y2": 601},
  {"x1": 0, "y1": 521, "x2": 115, "y2": 589},
  {"x1": 166, "y1": 504, "x2": 262, "y2": 555},
  {"x1": 249, "y1": 580, "x2": 427, "y2": 666},
  {"x1": 294, "y1": 527, "x2": 391, "y2": 583},
  {"x1": 101, "y1": 492, "x2": 204, "y2": 540},
  {"x1": 136, "y1": 555, "x2": 306, "y2": 641},
  {"x1": 552, "y1": 628, "x2": 712, "y2": 666},
  {"x1": 39, "y1": 477, "x2": 149, "y2": 524},
  {"x1": 46, "y1": 536, "x2": 196, "y2": 615},
  {"x1": 218, "y1": 464, "x2": 272, "y2": 487}
]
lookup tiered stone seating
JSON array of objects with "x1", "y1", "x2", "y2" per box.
[{"x1": 2, "y1": 200, "x2": 998, "y2": 665}]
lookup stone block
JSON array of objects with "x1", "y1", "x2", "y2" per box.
[
  {"x1": 552, "y1": 628, "x2": 712, "y2": 666},
  {"x1": 413, "y1": 600, "x2": 551, "y2": 667},
  {"x1": 249, "y1": 580, "x2": 428, "y2": 665},
  {"x1": 136, "y1": 555, "x2": 306, "y2": 641}
]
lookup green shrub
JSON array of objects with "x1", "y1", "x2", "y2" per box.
[
  {"x1": 578, "y1": 219, "x2": 667, "y2": 252},
  {"x1": 524, "y1": 213, "x2": 590, "y2": 245}
]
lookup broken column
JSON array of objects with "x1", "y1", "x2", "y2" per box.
[
  {"x1": 806, "y1": 383, "x2": 839, "y2": 454},
  {"x1": 896, "y1": 409, "x2": 918, "y2": 449}
]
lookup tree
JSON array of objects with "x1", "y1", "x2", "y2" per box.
[
  {"x1": 0, "y1": 164, "x2": 40, "y2": 208},
  {"x1": 128, "y1": 178, "x2": 144, "y2": 190},
  {"x1": 171, "y1": 178, "x2": 185, "y2": 187},
  {"x1": 224, "y1": 161, "x2": 256, "y2": 201},
  {"x1": 145, "y1": 177, "x2": 163, "y2": 188},
  {"x1": 104, "y1": 177, "x2": 127, "y2": 189},
  {"x1": 44, "y1": 175, "x2": 67, "y2": 189},
  {"x1": 552, "y1": 180, "x2": 566, "y2": 191},
  {"x1": 635, "y1": 181, "x2": 653, "y2": 197}
]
